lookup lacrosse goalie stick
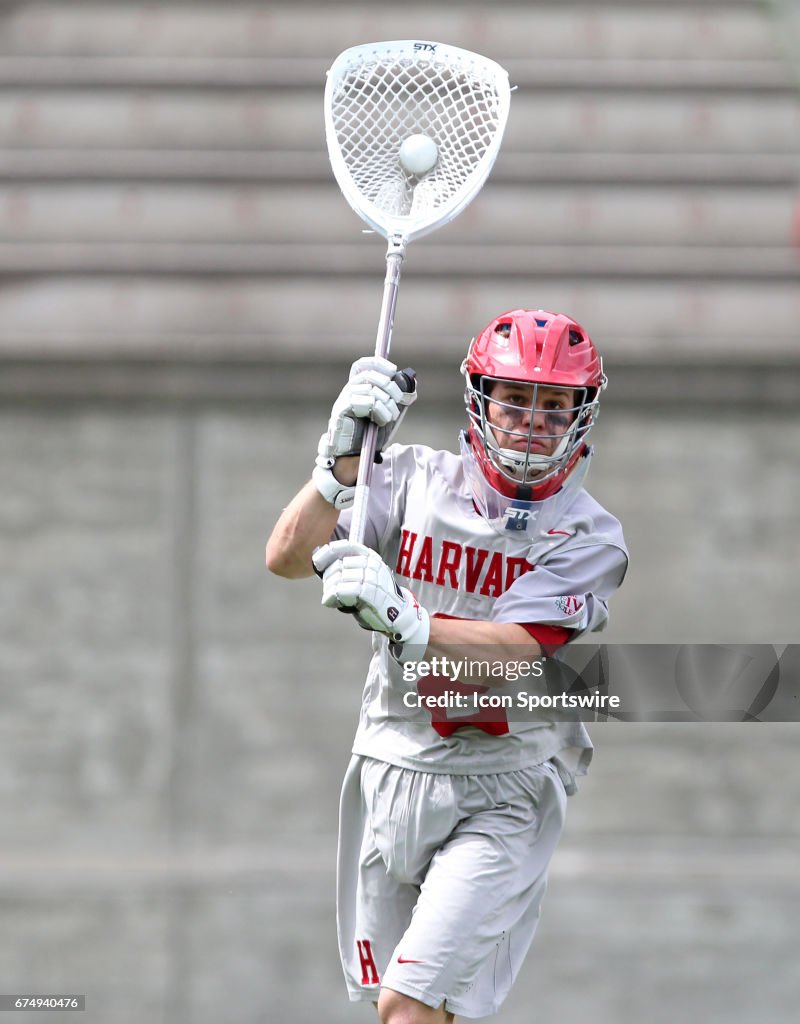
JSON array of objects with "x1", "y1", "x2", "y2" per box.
[{"x1": 324, "y1": 40, "x2": 511, "y2": 543}]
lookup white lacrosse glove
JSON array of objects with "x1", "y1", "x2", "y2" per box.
[
  {"x1": 312, "y1": 540, "x2": 430, "y2": 663},
  {"x1": 313, "y1": 358, "x2": 417, "y2": 509}
]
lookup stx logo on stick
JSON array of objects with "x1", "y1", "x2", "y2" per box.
[{"x1": 413, "y1": 42, "x2": 438, "y2": 53}]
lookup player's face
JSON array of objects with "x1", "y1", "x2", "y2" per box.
[{"x1": 485, "y1": 381, "x2": 576, "y2": 457}]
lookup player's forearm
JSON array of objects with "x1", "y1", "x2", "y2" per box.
[
  {"x1": 425, "y1": 617, "x2": 542, "y2": 685},
  {"x1": 266, "y1": 481, "x2": 340, "y2": 579}
]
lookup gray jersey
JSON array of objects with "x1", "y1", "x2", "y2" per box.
[{"x1": 334, "y1": 443, "x2": 628, "y2": 790}]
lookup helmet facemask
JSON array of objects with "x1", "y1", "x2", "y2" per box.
[{"x1": 463, "y1": 372, "x2": 601, "y2": 492}]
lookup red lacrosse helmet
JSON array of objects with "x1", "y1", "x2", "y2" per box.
[{"x1": 462, "y1": 308, "x2": 606, "y2": 501}]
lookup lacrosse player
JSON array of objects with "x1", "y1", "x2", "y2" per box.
[{"x1": 267, "y1": 308, "x2": 628, "y2": 1023}]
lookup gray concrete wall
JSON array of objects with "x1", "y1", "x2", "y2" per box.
[{"x1": 1, "y1": 399, "x2": 798, "y2": 1023}]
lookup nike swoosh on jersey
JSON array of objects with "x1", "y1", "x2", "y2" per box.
[
  {"x1": 397, "y1": 956, "x2": 426, "y2": 964},
  {"x1": 547, "y1": 528, "x2": 574, "y2": 537}
]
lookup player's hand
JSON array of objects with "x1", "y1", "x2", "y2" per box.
[
  {"x1": 312, "y1": 540, "x2": 429, "y2": 662},
  {"x1": 317, "y1": 357, "x2": 417, "y2": 463},
  {"x1": 313, "y1": 359, "x2": 416, "y2": 509}
]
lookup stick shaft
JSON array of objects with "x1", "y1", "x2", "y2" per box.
[{"x1": 348, "y1": 237, "x2": 405, "y2": 544}]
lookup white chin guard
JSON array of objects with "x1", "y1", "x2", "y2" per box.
[{"x1": 488, "y1": 427, "x2": 572, "y2": 483}]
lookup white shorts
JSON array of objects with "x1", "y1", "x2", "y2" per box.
[{"x1": 336, "y1": 754, "x2": 568, "y2": 1019}]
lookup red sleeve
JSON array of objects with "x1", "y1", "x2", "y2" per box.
[{"x1": 518, "y1": 623, "x2": 573, "y2": 656}]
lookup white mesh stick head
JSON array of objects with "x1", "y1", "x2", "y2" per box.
[{"x1": 324, "y1": 40, "x2": 511, "y2": 244}]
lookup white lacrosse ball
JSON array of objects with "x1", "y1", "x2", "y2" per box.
[{"x1": 398, "y1": 134, "x2": 439, "y2": 176}]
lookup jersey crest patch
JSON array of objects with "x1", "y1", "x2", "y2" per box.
[{"x1": 555, "y1": 595, "x2": 584, "y2": 616}]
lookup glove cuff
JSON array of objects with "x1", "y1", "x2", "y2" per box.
[
  {"x1": 389, "y1": 594, "x2": 430, "y2": 665},
  {"x1": 312, "y1": 463, "x2": 355, "y2": 510}
]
